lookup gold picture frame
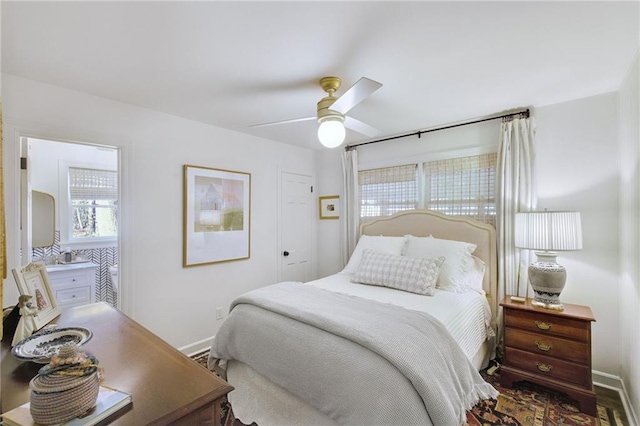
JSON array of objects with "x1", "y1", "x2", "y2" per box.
[
  {"x1": 12, "y1": 262, "x2": 60, "y2": 330},
  {"x1": 183, "y1": 164, "x2": 251, "y2": 267},
  {"x1": 319, "y1": 195, "x2": 339, "y2": 220}
]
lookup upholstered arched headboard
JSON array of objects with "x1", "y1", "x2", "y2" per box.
[{"x1": 360, "y1": 209, "x2": 498, "y2": 330}]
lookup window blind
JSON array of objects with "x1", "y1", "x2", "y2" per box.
[
  {"x1": 424, "y1": 153, "x2": 497, "y2": 226},
  {"x1": 359, "y1": 164, "x2": 418, "y2": 220},
  {"x1": 69, "y1": 167, "x2": 118, "y2": 200}
]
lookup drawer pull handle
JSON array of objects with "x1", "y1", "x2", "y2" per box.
[
  {"x1": 536, "y1": 362, "x2": 553, "y2": 373},
  {"x1": 535, "y1": 341, "x2": 552, "y2": 351},
  {"x1": 535, "y1": 320, "x2": 553, "y2": 330}
]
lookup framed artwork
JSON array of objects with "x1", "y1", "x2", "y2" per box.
[
  {"x1": 12, "y1": 262, "x2": 60, "y2": 330},
  {"x1": 319, "y1": 195, "x2": 339, "y2": 220},
  {"x1": 183, "y1": 164, "x2": 251, "y2": 267}
]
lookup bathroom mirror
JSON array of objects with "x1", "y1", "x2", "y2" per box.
[{"x1": 32, "y1": 191, "x2": 55, "y2": 248}]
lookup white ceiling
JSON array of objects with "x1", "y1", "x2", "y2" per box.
[{"x1": 2, "y1": 1, "x2": 639, "y2": 150}]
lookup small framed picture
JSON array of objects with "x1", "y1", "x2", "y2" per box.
[
  {"x1": 12, "y1": 262, "x2": 60, "y2": 330},
  {"x1": 319, "y1": 195, "x2": 339, "y2": 220}
]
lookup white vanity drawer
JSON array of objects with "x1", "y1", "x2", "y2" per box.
[
  {"x1": 47, "y1": 270, "x2": 90, "y2": 287},
  {"x1": 56, "y1": 286, "x2": 91, "y2": 307},
  {"x1": 46, "y1": 263, "x2": 98, "y2": 310}
]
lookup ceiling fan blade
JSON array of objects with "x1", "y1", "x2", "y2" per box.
[
  {"x1": 344, "y1": 116, "x2": 382, "y2": 137},
  {"x1": 330, "y1": 77, "x2": 383, "y2": 114},
  {"x1": 249, "y1": 116, "x2": 315, "y2": 128}
]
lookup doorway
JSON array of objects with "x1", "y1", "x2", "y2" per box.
[
  {"x1": 22, "y1": 137, "x2": 120, "y2": 309},
  {"x1": 279, "y1": 171, "x2": 313, "y2": 283}
]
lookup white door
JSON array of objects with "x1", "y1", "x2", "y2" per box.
[{"x1": 279, "y1": 172, "x2": 313, "y2": 283}]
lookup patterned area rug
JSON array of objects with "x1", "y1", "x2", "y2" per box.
[
  {"x1": 191, "y1": 352, "x2": 623, "y2": 426},
  {"x1": 466, "y1": 369, "x2": 624, "y2": 426}
]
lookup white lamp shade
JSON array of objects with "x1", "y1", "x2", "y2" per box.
[
  {"x1": 515, "y1": 211, "x2": 582, "y2": 251},
  {"x1": 317, "y1": 120, "x2": 346, "y2": 148}
]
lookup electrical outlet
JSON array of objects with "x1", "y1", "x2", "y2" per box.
[{"x1": 215, "y1": 307, "x2": 224, "y2": 320}]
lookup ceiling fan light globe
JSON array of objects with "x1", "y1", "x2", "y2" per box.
[{"x1": 318, "y1": 120, "x2": 345, "y2": 148}]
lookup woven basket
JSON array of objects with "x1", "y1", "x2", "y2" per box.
[
  {"x1": 28, "y1": 344, "x2": 101, "y2": 425},
  {"x1": 30, "y1": 373, "x2": 100, "y2": 424}
]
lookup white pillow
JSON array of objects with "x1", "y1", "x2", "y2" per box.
[
  {"x1": 465, "y1": 256, "x2": 486, "y2": 293},
  {"x1": 404, "y1": 235, "x2": 477, "y2": 291},
  {"x1": 342, "y1": 235, "x2": 407, "y2": 275},
  {"x1": 351, "y1": 249, "x2": 444, "y2": 295}
]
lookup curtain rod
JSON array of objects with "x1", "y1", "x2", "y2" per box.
[{"x1": 344, "y1": 108, "x2": 530, "y2": 151}]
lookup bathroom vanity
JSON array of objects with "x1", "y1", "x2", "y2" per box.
[{"x1": 46, "y1": 262, "x2": 98, "y2": 310}]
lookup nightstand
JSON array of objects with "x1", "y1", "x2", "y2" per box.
[{"x1": 500, "y1": 296, "x2": 597, "y2": 416}]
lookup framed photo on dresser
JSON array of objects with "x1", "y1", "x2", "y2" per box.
[{"x1": 12, "y1": 262, "x2": 60, "y2": 330}]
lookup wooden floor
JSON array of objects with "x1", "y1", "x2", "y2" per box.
[{"x1": 595, "y1": 385, "x2": 629, "y2": 425}]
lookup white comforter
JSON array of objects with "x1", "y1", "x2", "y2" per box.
[
  {"x1": 210, "y1": 280, "x2": 497, "y2": 426},
  {"x1": 309, "y1": 272, "x2": 495, "y2": 362}
]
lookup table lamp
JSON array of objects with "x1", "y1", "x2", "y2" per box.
[{"x1": 514, "y1": 210, "x2": 583, "y2": 310}]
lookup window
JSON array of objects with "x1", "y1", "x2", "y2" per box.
[
  {"x1": 424, "y1": 153, "x2": 497, "y2": 226},
  {"x1": 359, "y1": 164, "x2": 418, "y2": 222},
  {"x1": 67, "y1": 167, "x2": 118, "y2": 242},
  {"x1": 357, "y1": 153, "x2": 497, "y2": 227}
]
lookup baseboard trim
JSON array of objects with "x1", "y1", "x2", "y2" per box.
[
  {"x1": 179, "y1": 335, "x2": 215, "y2": 358},
  {"x1": 593, "y1": 370, "x2": 638, "y2": 426}
]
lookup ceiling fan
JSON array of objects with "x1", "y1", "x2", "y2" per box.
[{"x1": 250, "y1": 76, "x2": 383, "y2": 148}]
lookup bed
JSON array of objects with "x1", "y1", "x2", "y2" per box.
[{"x1": 208, "y1": 210, "x2": 499, "y2": 426}]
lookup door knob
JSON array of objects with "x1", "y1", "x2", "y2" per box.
[{"x1": 283, "y1": 251, "x2": 290, "y2": 257}]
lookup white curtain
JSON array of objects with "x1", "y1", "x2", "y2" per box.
[
  {"x1": 341, "y1": 149, "x2": 359, "y2": 267},
  {"x1": 497, "y1": 117, "x2": 537, "y2": 302}
]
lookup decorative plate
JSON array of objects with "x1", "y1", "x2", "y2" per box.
[{"x1": 12, "y1": 327, "x2": 92, "y2": 363}]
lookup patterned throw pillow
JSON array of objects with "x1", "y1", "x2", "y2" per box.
[{"x1": 351, "y1": 249, "x2": 445, "y2": 295}]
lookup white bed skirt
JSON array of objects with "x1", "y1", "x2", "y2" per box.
[{"x1": 227, "y1": 340, "x2": 491, "y2": 426}]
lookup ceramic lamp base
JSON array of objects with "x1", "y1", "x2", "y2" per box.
[{"x1": 528, "y1": 251, "x2": 566, "y2": 311}]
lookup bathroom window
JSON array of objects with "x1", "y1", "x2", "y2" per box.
[{"x1": 61, "y1": 165, "x2": 118, "y2": 246}]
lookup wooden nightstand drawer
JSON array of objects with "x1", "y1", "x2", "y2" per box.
[
  {"x1": 504, "y1": 347, "x2": 591, "y2": 388},
  {"x1": 504, "y1": 309, "x2": 590, "y2": 342},
  {"x1": 504, "y1": 328, "x2": 589, "y2": 364}
]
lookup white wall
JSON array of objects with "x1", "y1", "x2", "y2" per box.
[
  {"x1": 357, "y1": 119, "x2": 500, "y2": 168},
  {"x1": 315, "y1": 149, "x2": 344, "y2": 278},
  {"x1": 535, "y1": 93, "x2": 620, "y2": 376},
  {"x1": 2, "y1": 74, "x2": 316, "y2": 352},
  {"x1": 618, "y1": 51, "x2": 639, "y2": 424}
]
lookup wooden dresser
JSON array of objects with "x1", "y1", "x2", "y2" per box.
[
  {"x1": 2, "y1": 303, "x2": 233, "y2": 425},
  {"x1": 500, "y1": 296, "x2": 597, "y2": 416}
]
